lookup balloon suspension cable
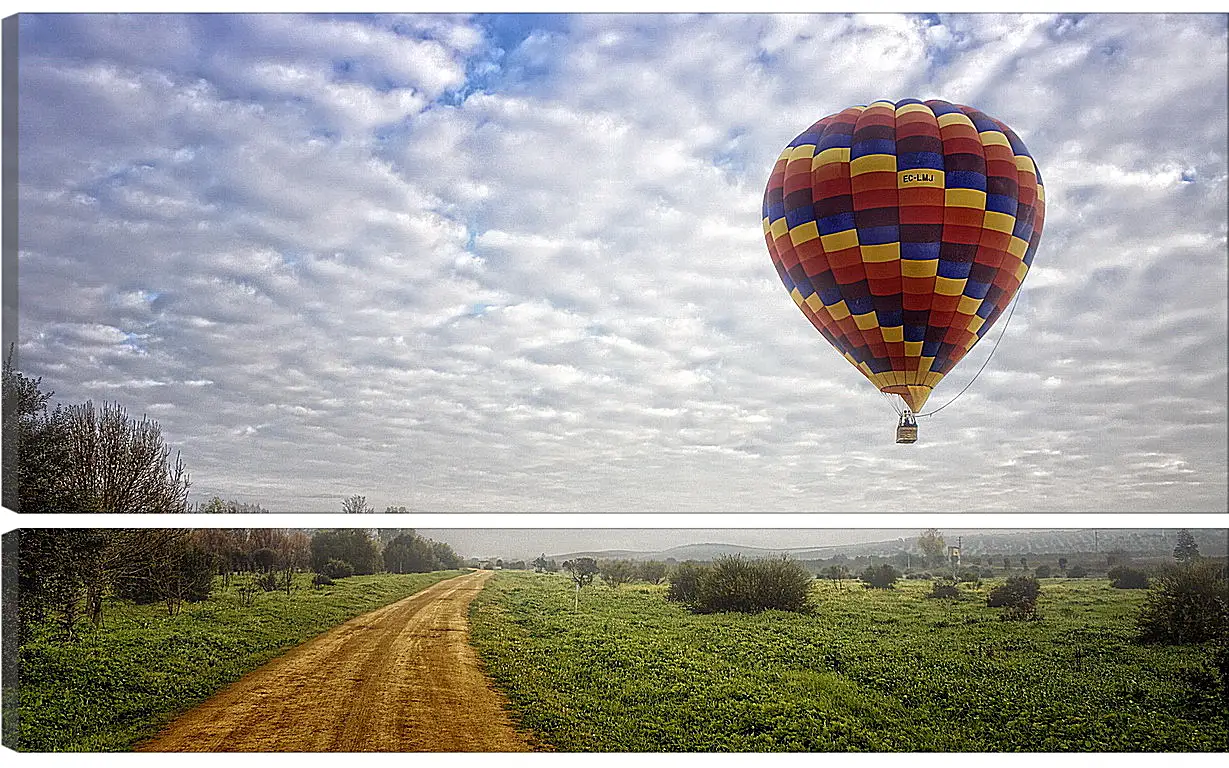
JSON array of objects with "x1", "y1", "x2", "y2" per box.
[
  {"x1": 882, "y1": 391, "x2": 905, "y2": 416},
  {"x1": 916, "y1": 290, "x2": 1023, "y2": 419}
]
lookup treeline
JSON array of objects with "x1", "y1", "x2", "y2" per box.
[{"x1": 6, "y1": 528, "x2": 461, "y2": 643}]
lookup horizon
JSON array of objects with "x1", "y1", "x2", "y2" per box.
[{"x1": 416, "y1": 526, "x2": 1227, "y2": 561}]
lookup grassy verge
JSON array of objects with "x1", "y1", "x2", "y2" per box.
[
  {"x1": 9, "y1": 570, "x2": 464, "y2": 752},
  {"x1": 469, "y1": 572, "x2": 1227, "y2": 752}
]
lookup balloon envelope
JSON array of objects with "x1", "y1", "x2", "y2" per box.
[{"x1": 763, "y1": 99, "x2": 1045, "y2": 412}]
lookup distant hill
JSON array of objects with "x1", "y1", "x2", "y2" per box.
[{"x1": 550, "y1": 529, "x2": 1227, "y2": 563}]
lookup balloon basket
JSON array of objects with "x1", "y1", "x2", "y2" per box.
[{"x1": 896, "y1": 412, "x2": 918, "y2": 444}]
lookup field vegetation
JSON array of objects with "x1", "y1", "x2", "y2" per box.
[
  {"x1": 7, "y1": 570, "x2": 462, "y2": 752},
  {"x1": 469, "y1": 571, "x2": 1227, "y2": 752}
]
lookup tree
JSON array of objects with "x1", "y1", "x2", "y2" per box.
[
  {"x1": 666, "y1": 561, "x2": 707, "y2": 605},
  {"x1": 3, "y1": 352, "x2": 190, "y2": 512},
  {"x1": 3, "y1": 349, "x2": 73, "y2": 511},
  {"x1": 562, "y1": 557, "x2": 599, "y2": 609},
  {"x1": 1174, "y1": 529, "x2": 1200, "y2": 563},
  {"x1": 918, "y1": 529, "x2": 945, "y2": 566},
  {"x1": 1068, "y1": 564, "x2": 1090, "y2": 578},
  {"x1": 384, "y1": 505, "x2": 409, "y2": 514},
  {"x1": 1034, "y1": 564, "x2": 1052, "y2": 579},
  {"x1": 60, "y1": 401, "x2": 191, "y2": 512},
  {"x1": 310, "y1": 530, "x2": 379, "y2": 575},
  {"x1": 251, "y1": 548, "x2": 279, "y2": 572},
  {"x1": 431, "y1": 540, "x2": 462, "y2": 570},
  {"x1": 637, "y1": 560, "x2": 668, "y2": 585},
  {"x1": 341, "y1": 495, "x2": 374, "y2": 514},
  {"x1": 824, "y1": 564, "x2": 851, "y2": 590},
  {"x1": 113, "y1": 536, "x2": 215, "y2": 615},
  {"x1": 382, "y1": 531, "x2": 459, "y2": 573},
  {"x1": 533, "y1": 554, "x2": 548, "y2": 573},
  {"x1": 194, "y1": 497, "x2": 270, "y2": 513},
  {"x1": 16, "y1": 529, "x2": 206, "y2": 637},
  {"x1": 859, "y1": 564, "x2": 900, "y2": 590},
  {"x1": 598, "y1": 559, "x2": 636, "y2": 588},
  {"x1": 1136, "y1": 560, "x2": 1229, "y2": 644},
  {"x1": 1058, "y1": 557, "x2": 1069, "y2": 572}
]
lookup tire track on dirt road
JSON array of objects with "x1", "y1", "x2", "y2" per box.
[{"x1": 138, "y1": 570, "x2": 534, "y2": 752}]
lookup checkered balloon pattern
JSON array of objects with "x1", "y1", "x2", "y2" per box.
[{"x1": 763, "y1": 99, "x2": 1045, "y2": 413}]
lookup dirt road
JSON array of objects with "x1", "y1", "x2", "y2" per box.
[{"x1": 138, "y1": 570, "x2": 533, "y2": 752}]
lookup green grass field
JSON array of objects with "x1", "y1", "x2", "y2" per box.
[
  {"x1": 8, "y1": 570, "x2": 463, "y2": 752},
  {"x1": 469, "y1": 571, "x2": 1227, "y2": 752}
]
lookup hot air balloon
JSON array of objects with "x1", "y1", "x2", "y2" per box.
[{"x1": 762, "y1": 99, "x2": 1045, "y2": 443}]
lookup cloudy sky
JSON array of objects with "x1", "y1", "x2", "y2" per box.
[{"x1": 11, "y1": 13, "x2": 1227, "y2": 514}]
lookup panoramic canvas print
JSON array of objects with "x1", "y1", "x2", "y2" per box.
[
  {"x1": 2, "y1": 526, "x2": 1227, "y2": 752},
  {"x1": 4, "y1": 13, "x2": 1227, "y2": 513}
]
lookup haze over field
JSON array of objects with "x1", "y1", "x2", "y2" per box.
[
  {"x1": 11, "y1": 13, "x2": 1228, "y2": 512},
  {"x1": 418, "y1": 527, "x2": 1228, "y2": 561}
]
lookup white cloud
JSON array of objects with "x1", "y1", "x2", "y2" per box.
[{"x1": 11, "y1": 13, "x2": 1227, "y2": 513}]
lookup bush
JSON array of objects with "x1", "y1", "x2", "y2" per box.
[
  {"x1": 1136, "y1": 560, "x2": 1229, "y2": 645},
  {"x1": 927, "y1": 579, "x2": 962, "y2": 599},
  {"x1": 1034, "y1": 564, "x2": 1053, "y2": 579},
  {"x1": 673, "y1": 556, "x2": 814, "y2": 614},
  {"x1": 322, "y1": 559, "x2": 354, "y2": 580},
  {"x1": 1109, "y1": 566, "x2": 1150, "y2": 590},
  {"x1": 956, "y1": 570, "x2": 981, "y2": 584},
  {"x1": 746, "y1": 557, "x2": 814, "y2": 613},
  {"x1": 666, "y1": 561, "x2": 707, "y2": 604},
  {"x1": 1068, "y1": 564, "x2": 1090, "y2": 578},
  {"x1": 255, "y1": 572, "x2": 279, "y2": 592},
  {"x1": 859, "y1": 564, "x2": 900, "y2": 590},
  {"x1": 988, "y1": 576, "x2": 1041, "y2": 620},
  {"x1": 312, "y1": 573, "x2": 333, "y2": 589},
  {"x1": 694, "y1": 555, "x2": 757, "y2": 613}
]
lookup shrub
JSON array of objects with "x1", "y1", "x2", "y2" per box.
[
  {"x1": 1136, "y1": 560, "x2": 1229, "y2": 645},
  {"x1": 255, "y1": 572, "x2": 279, "y2": 592},
  {"x1": 957, "y1": 570, "x2": 981, "y2": 584},
  {"x1": 689, "y1": 555, "x2": 813, "y2": 614},
  {"x1": 322, "y1": 559, "x2": 354, "y2": 580},
  {"x1": 694, "y1": 555, "x2": 756, "y2": 613},
  {"x1": 859, "y1": 564, "x2": 900, "y2": 590},
  {"x1": 1034, "y1": 564, "x2": 1053, "y2": 579},
  {"x1": 312, "y1": 573, "x2": 333, "y2": 589},
  {"x1": 747, "y1": 557, "x2": 814, "y2": 613},
  {"x1": 1108, "y1": 566, "x2": 1150, "y2": 590},
  {"x1": 1068, "y1": 564, "x2": 1090, "y2": 578},
  {"x1": 666, "y1": 561, "x2": 707, "y2": 605},
  {"x1": 927, "y1": 579, "x2": 962, "y2": 599},
  {"x1": 987, "y1": 576, "x2": 1041, "y2": 620}
]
